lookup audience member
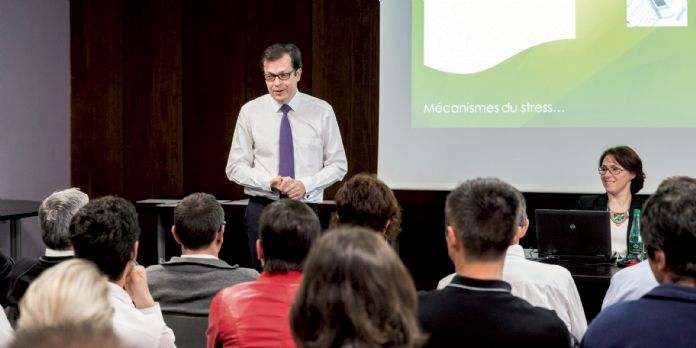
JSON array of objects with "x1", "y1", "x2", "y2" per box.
[
  {"x1": 575, "y1": 145, "x2": 646, "y2": 258},
  {"x1": 330, "y1": 173, "x2": 401, "y2": 241},
  {"x1": 291, "y1": 226, "x2": 425, "y2": 348},
  {"x1": 6, "y1": 188, "x2": 87, "y2": 319},
  {"x1": 418, "y1": 177, "x2": 571, "y2": 347},
  {"x1": 0, "y1": 251, "x2": 13, "y2": 308},
  {"x1": 438, "y1": 192, "x2": 587, "y2": 340},
  {"x1": 600, "y1": 177, "x2": 694, "y2": 310},
  {"x1": 207, "y1": 199, "x2": 321, "y2": 348},
  {"x1": 9, "y1": 323, "x2": 123, "y2": 348},
  {"x1": 17, "y1": 258, "x2": 111, "y2": 330},
  {"x1": 601, "y1": 259, "x2": 657, "y2": 310},
  {"x1": 70, "y1": 196, "x2": 175, "y2": 348},
  {"x1": 582, "y1": 176, "x2": 696, "y2": 347},
  {"x1": 147, "y1": 192, "x2": 258, "y2": 316}
]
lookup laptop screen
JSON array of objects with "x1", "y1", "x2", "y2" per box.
[{"x1": 535, "y1": 209, "x2": 612, "y2": 260}]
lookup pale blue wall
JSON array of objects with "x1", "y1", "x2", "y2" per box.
[{"x1": 0, "y1": 0, "x2": 70, "y2": 258}]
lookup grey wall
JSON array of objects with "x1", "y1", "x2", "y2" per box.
[{"x1": 0, "y1": 0, "x2": 70, "y2": 257}]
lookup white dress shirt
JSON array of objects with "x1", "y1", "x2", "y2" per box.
[
  {"x1": 601, "y1": 259, "x2": 658, "y2": 310},
  {"x1": 226, "y1": 92, "x2": 347, "y2": 203},
  {"x1": 437, "y1": 245, "x2": 587, "y2": 340},
  {"x1": 108, "y1": 283, "x2": 176, "y2": 348}
]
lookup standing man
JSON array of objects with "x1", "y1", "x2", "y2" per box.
[{"x1": 226, "y1": 43, "x2": 347, "y2": 269}]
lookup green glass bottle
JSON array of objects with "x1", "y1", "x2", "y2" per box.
[{"x1": 626, "y1": 209, "x2": 644, "y2": 264}]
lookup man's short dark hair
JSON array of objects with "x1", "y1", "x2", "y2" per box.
[
  {"x1": 641, "y1": 176, "x2": 696, "y2": 280},
  {"x1": 332, "y1": 173, "x2": 402, "y2": 241},
  {"x1": 259, "y1": 199, "x2": 320, "y2": 273},
  {"x1": 173, "y1": 192, "x2": 225, "y2": 250},
  {"x1": 445, "y1": 177, "x2": 521, "y2": 261},
  {"x1": 69, "y1": 196, "x2": 140, "y2": 281},
  {"x1": 260, "y1": 43, "x2": 303, "y2": 71}
]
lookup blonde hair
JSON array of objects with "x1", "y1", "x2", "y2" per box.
[{"x1": 18, "y1": 259, "x2": 112, "y2": 330}]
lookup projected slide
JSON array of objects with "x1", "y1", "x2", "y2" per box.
[{"x1": 412, "y1": 0, "x2": 693, "y2": 128}]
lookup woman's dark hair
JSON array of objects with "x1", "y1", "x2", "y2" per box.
[
  {"x1": 599, "y1": 145, "x2": 646, "y2": 194},
  {"x1": 291, "y1": 227, "x2": 426, "y2": 348}
]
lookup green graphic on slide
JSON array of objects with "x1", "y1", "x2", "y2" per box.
[{"x1": 412, "y1": 0, "x2": 696, "y2": 128}]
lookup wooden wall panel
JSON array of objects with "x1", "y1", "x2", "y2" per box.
[
  {"x1": 71, "y1": 0, "x2": 125, "y2": 198},
  {"x1": 243, "y1": 0, "x2": 314, "y2": 102},
  {"x1": 313, "y1": 0, "x2": 380, "y2": 193},
  {"x1": 70, "y1": 1, "x2": 594, "y2": 291},
  {"x1": 122, "y1": 0, "x2": 183, "y2": 200},
  {"x1": 181, "y1": 0, "x2": 316, "y2": 199},
  {"x1": 72, "y1": 0, "x2": 377, "y2": 201},
  {"x1": 181, "y1": 0, "x2": 247, "y2": 198}
]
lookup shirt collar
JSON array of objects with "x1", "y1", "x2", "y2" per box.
[
  {"x1": 646, "y1": 283, "x2": 696, "y2": 303},
  {"x1": 270, "y1": 91, "x2": 302, "y2": 112},
  {"x1": 45, "y1": 248, "x2": 75, "y2": 257},
  {"x1": 107, "y1": 282, "x2": 134, "y2": 306},
  {"x1": 447, "y1": 274, "x2": 512, "y2": 293},
  {"x1": 181, "y1": 254, "x2": 218, "y2": 260},
  {"x1": 258, "y1": 270, "x2": 303, "y2": 282}
]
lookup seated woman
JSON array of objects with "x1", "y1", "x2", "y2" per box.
[
  {"x1": 575, "y1": 145, "x2": 647, "y2": 258},
  {"x1": 290, "y1": 227, "x2": 425, "y2": 348}
]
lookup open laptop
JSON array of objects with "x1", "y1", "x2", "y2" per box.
[{"x1": 535, "y1": 209, "x2": 613, "y2": 263}]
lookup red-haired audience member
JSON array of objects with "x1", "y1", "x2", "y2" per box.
[
  {"x1": 418, "y1": 178, "x2": 571, "y2": 348},
  {"x1": 291, "y1": 226, "x2": 426, "y2": 348},
  {"x1": 438, "y1": 191, "x2": 587, "y2": 340},
  {"x1": 147, "y1": 192, "x2": 258, "y2": 316},
  {"x1": 582, "y1": 176, "x2": 696, "y2": 348},
  {"x1": 331, "y1": 173, "x2": 402, "y2": 241},
  {"x1": 6, "y1": 188, "x2": 88, "y2": 321},
  {"x1": 207, "y1": 199, "x2": 321, "y2": 348},
  {"x1": 70, "y1": 196, "x2": 175, "y2": 348}
]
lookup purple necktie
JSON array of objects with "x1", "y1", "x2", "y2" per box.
[{"x1": 278, "y1": 104, "x2": 294, "y2": 178}]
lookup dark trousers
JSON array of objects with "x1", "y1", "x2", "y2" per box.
[
  {"x1": 244, "y1": 196, "x2": 273, "y2": 271},
  {"x1": 244, "y1": 196, "x2": 320, "y2": 272}
]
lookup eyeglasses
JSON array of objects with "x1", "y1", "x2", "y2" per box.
[
  {"x1": 598, "y1": 166, "x2": 625, "y2": 175},
  {"x1": 263, "y1": 70, "x2": 295, "y2": 82}
]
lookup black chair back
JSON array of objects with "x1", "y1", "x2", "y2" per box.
[{"x1": 163, "y1": 313, "x2": 208, "y2": 348}]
